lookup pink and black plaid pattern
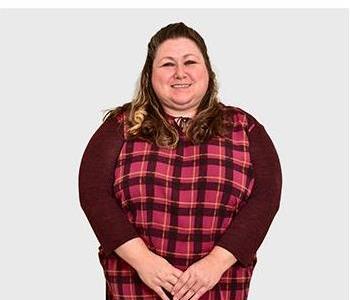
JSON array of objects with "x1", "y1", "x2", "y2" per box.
[{"x1": 98, "y1": 107, "x2": 257, "y2": 299}]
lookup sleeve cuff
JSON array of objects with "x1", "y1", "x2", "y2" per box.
[
  {"x1": 215, "y1": 241, "x2": 257, "y2": 267},
  {"x1": 100, "y1": 232, "x2": 141, "y2": 257}
]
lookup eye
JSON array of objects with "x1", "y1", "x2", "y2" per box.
[
  {"x1": 162, "y1": 62, "x2": 174, "y2": 67},
  {"x1": 185, "y1": 60, "x2": 196, "y2": 65}
]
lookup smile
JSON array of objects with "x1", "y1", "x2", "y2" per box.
[{"x1": 171, "y1": 84, "x2": 192, "y2": 89}]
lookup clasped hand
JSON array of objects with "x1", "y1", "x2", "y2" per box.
[{"x1": 136, "y1": 251, "x2": 225, "y2": 300}]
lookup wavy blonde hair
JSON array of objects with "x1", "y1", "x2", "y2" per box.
[{"x1": 103, "y1": 22, "x2": 234, "y2": 149}]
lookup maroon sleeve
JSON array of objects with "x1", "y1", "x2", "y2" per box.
[
  {"x1": 78, "y1": 115, "x2": 140, "y2": 256},
  {"x1": 216, "y1": 121, "x2": 283, "y2": 267}
]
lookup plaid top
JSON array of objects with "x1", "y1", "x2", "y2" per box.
[{"x1": 79, "y1": 103, "x2": 282, "y2": 300}]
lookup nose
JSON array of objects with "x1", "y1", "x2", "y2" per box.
[{"x1": 174, "y1": 65, "x2": 187, "y2": 79}]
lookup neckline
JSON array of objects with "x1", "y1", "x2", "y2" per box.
[
  {"x1": 163, "y1": 110, "x2": 194, "y2": 120},
  {"x1": 162, "y1": 111, "x2": 193, "y2": 134}
]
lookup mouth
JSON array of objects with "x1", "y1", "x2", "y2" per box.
[{"x1": 171, "y1": 83, "x2": 192, "y2": 89}]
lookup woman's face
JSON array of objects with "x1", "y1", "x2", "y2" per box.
[{"x1": 151, "y1": 37, "x2": 209, "y2": 117}]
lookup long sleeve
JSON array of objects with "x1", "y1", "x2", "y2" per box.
[
  {"x1": 78, "y1": 115, "x2": 140, "y2": 256},
  {"x1": 216, "y1": 121, "x2": 283, "y2": 267}
]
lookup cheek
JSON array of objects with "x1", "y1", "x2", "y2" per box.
[
  {"x1": 195, "y1": 69, "x2": 209, "y2": 90},
  {"x1": 152, "y1": 71, "x2": 171, "y2": 96},
  {"x1": 152, "y1": 70, "x2": 170, "y2": 86},
  {"x1": 151, "y1": 72, "x2": 161, "y2": 91}
]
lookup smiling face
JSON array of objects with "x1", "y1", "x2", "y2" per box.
[{"x1": 151, "y1": 38, "x2": 209, "y2": 117}]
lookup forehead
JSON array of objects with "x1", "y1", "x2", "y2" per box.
[{"x1": 154, "y1": 38, "x2": 203, "y2": 60}]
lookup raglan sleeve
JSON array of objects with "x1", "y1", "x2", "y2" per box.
[
  {"x1": 215, "y1": 119, "x2": 283, "y2": 267},
  {"x1": 78, "y1": 115, "x2": 140, "y2": 256}
]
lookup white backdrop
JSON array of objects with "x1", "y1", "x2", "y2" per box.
[{"x1": 0, "y1": 8, "x2": 348, "y2": 300}]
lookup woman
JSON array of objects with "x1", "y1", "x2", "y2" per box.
[{"x1": 79, "y1": 22, "x2": 282, "y2": 300}]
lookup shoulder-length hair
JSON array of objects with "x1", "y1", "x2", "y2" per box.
[{"x1": 103, "y1": 22, "x2": 234, "y2": 149}]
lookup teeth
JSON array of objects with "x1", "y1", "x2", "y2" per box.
[{"x1": 172, "y1": 84, "x2": 191, "y2": 88}]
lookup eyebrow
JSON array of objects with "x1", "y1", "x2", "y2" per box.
[{"x1": 159, "y1": 54, "x2": 198, "y2": 61}]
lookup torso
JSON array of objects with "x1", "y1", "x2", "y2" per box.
[{"x1": 99, "y1": 104, "x2": 257, "y2": 300}]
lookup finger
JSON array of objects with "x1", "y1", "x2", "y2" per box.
[
  {"x1": 189, "y1": 286, "x2": 208, "y2": 300},
  {"x1": 171, "y1": 272, "x2": 191, "y2": 295},
  {"x1": 160, "y1": 280, "x2": 174, "y2": 293},
  {"x1": 179, "y1": 286, "x2": 196, "y2": 300},
  {"x1": 154, "y1": 286, "x2": 170, "y2": 300},
  {"x1": 173, "y1": 276, "x2": 196, "y2": 300},
  {"x1": 172, "y1": 268, "x2": 184, "y2": 278},
  {"x1": 168, "y1": 273, "x2": 181, "y2": 286},
  {"x1": 180, "y1": 281, "x2": 203, "y2": 300},
  {"x1": 159, "y1": 272, "x2": 182, "y2": 291}
]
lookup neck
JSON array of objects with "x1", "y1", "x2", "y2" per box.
[{"x1": 162, "y1": 106, "x2": 197, "y2": 119}]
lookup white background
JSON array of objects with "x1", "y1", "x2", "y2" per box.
[{"x1": 0, "y1": 8, "x2": 348, "y2": 300}]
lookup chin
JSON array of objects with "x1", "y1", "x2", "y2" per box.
[
  {"x1": 170, "y1": 97, "x2": 194, "y2": 104},
  {"x1": 171, "y1": 101, "x2": 194, "y2": 108}
]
